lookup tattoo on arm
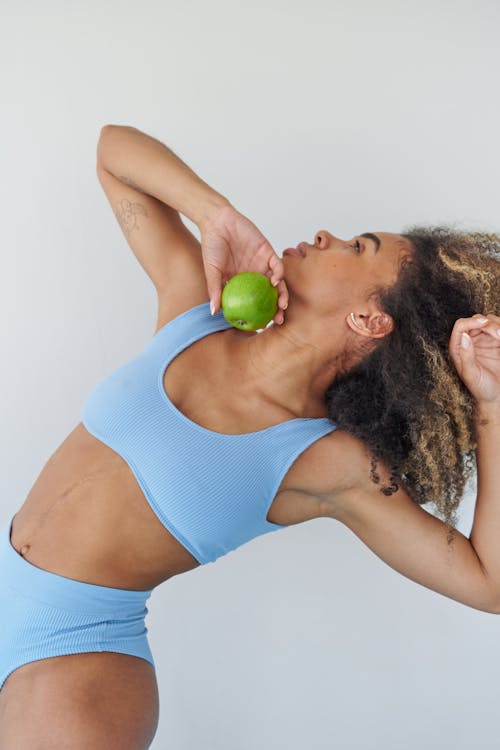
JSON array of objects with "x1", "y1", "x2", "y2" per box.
[{"x1": 113, "y1": 198, "x2": 148, "y2": 238}]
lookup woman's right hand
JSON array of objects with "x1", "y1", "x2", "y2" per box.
[{"x1": 199, "y1": 204, "x2": 288, "y2": 324}]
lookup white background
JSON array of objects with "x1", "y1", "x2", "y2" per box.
[{"x1": 1, "y1": 1, "x2": 499, "y2": 748}]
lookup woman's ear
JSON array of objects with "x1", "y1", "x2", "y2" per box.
[
  {"x1": 348, "y1": 311, "x2": 394, "y2": 339},
  {"x1": 367, "y1": 312, "x2": 394, "y2": 338}
]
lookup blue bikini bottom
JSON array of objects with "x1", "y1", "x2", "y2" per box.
[{"x1": 0, "y1": 514, "x2": 155, "y2": 691}]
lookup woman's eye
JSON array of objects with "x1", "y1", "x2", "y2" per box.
[{"x1": 352, "y1": 239, "x2": 362, "y2": 253}]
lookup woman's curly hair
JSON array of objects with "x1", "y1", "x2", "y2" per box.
[{"x1": 324, "y1": 224, "x2": 500, "y2": 537}]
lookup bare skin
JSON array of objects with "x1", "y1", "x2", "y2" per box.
[
  {"x1": 221, "y1": 230, "x2": 414, "y2": 417},
  {"x1": 1, "y1": 229, "x2": 411, "y2": 747}
]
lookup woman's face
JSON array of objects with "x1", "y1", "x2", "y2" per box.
[{"x1": 283, "y1": 229, "x2": 413, "y2": 325}]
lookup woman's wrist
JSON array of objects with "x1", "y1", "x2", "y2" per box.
[
  {"x1": 193, "y1": 190, "x2": 233, "y2": 231},
  {"x1": 476, "y1": 400, "x2": 500, "y2": 425},
  {"x1": 197, "y1": 198, "x2": 236, "y2": 233}
]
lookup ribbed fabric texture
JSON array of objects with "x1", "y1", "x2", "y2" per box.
[
  {"x1": 82, "y1": 301, "x2": 337, "y2": 565},
  {"x1": 0, "y1": 516, "x2": 154, "y2": 691}
]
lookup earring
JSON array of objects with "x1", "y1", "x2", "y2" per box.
[{"x1": 350, "y1": 312, "x2": 364, "y2": 330}]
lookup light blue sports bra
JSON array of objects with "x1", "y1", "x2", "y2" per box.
[{"x1": 82, "y1": 301, "x2": 337, "y2": 565}]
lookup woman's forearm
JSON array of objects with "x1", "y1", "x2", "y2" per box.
[
  {"x1": 96, "y1": 124, "x2": 231, "y2": 228},
  {"x1": 469, "y1": 401, "x2": 500, "y2": 601}
]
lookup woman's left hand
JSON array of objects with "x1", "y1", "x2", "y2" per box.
[{"x1": 449, "y1": 314, "x2": 500, "y2": 405}]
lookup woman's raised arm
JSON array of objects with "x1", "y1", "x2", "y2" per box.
[
  {"x1": 96, "y1": 124, "x2": 288, "y2": 323},
  {"x1": 321, "y1": 465, "x2": 499, "y2": 614},
  {"x1": 320, "y1": 313, "x2": 500, "y2": 614}
]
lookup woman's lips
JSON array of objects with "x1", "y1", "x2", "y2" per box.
[{"x1": 283, "y1": 243, "x2": 306, "y2": 257}]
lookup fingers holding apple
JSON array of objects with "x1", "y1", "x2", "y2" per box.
[
  {"x1": 267, "y1": 254, "x2": 289, "y2": 324},
  {"x1": 200, "y1": 204, "x2": 289, "y2": 321}
]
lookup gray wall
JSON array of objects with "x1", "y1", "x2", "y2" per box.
[{"x1": 1, "y1": 1, "x2": 499, "y2": 748}]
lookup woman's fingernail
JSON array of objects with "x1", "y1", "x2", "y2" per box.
[
  {"x1": 210, "y1": 301, "x2": 215, "y2": 316},
  {"x1": 272, "y1": 279, "x2": 279, "y2": 287},
  {"x1": 477, "y1": 316, "x2": 488, "y2": 323},
  {"x1": 461, "y1": 332, "x2": 471, "y2": 348}
]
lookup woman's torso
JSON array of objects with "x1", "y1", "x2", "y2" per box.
[{"x1": 10, "y1": 328, "x2": 334, "y2": 590}]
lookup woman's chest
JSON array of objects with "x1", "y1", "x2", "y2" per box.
[{"x1": 163, "y1": 334, "x2": 297, "y2": 434}]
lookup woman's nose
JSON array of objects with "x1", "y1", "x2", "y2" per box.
[{"x1": 314, "y1": 230, "x2": 331, "y2": 249}]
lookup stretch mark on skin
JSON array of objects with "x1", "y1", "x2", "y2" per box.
[{"x1": 12, "y1": 464, "x2": 119, "y2": 558}]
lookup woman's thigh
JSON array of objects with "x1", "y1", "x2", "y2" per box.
[{"x1": 0, "y1": 651, "x2": 160, "y2": 749}]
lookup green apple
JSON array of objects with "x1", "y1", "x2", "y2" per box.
[{"x1": 221, "y1": 272, "x2": 279, "y2": 331}]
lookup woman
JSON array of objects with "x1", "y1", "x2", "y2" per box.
[{"x1": 0, "y1": 124, "x2": 499, "y2": 748}]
